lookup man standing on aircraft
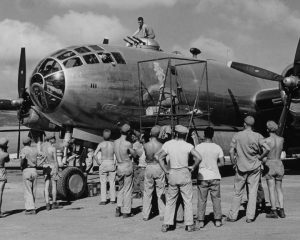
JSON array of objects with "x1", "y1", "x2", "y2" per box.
[
  {"x1": 156, "y1": 125, "x2": 202, "y2": 232},
  {"x1": 263, "y1": 121, "x2": 286, "y2": 218},
  {"x1": 20, "y1": 137, "x2": 38, "y2": 215},
  {"x1": 41, "y1": 134, "x2": 62, "y2": 211},
  {"x1": 0, "y1": 138, "x2": 9, "y2": 218},
  {"x1": 195, "y1": 127, "x2": 225, "y2": 228},
  {"x1": 227, "y1": 116, "x2": 270, "y2": 223},
  {"x1": 94, "y1": 129, "x2": 116, "y2": 205},
  {"x1": 114, "y1": 124, "x2": 136, "y2": 218},
  {"x1": 142, "y1": 125, "x2": 165, "y2": 221},
  {"x1": 132, "y1": 17, "x2": 155, "y2": 39}
]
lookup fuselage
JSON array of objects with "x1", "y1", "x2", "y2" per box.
[{"x1": 29, "y1": 41, "x2": 277, "y2": 132}]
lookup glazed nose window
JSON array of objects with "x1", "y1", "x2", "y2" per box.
[{"x1": 30, "y1": 58, "x2": 65, "y2": 112}]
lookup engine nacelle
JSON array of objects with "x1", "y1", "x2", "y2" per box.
[
  {"x1": 22, "y1": 108, "x2": 60, "y2": 131},
  {"x1": 281, "y1": 64, "x2": 300, "y2": 117}
]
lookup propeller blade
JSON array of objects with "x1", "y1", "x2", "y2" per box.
[
  {"x1": 18, "y1": 48, "x2": 26, "y2": 98},
  {"x1": 228, "y1": 89, "x2": 243, "y2": 126},
  {"x1": 277, "y1": 93, "x2": 292, "y2": 136},
  {"x1": 293, "y1": 38, "x2": 300, "y2": 76},
  {"x1": 228, "y1": 61, "x2": 284, "y2": 82},
  {"x1": 17, "y1": 120, "x2": 21, "y2": 159}
]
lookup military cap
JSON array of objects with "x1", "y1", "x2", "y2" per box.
[
  {"x1": 0, "y1": 137, "x2": 8, "y2": 147},
  {"x1": 150, "y1": 125, "x2": 161, "y2": 137},
  {"x1": 22, "y1": 137, "x2": 32, "y2": 145},
  {"x1": 175, "y1": 125, "x2": 189, "y2": 134},
  {"x1": 266, "y1": 120, "x2": 278, "y2": 132},
  {"x1": 121, "y1": 123, "x2": 131, "y2": 133},
  {"x1": 244, "y1": 116, "x2": 255, "y2": 126},
  {"x1": 45, "y1": 134, "x2": 56, "y2": 141}
]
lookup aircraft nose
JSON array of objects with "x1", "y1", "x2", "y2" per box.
[{"x1": 29, "y1": 58, "x2": 65, "y2": 112}]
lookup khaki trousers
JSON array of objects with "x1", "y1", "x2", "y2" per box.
[
  {"x1": 142, "y1": 164, "x2": 166, "y2": 219},
  {"x1": 117, "y1": 162, "x2": 133, "y2": 214},
  {"x1": 23, "y1": 168, "x2": 37, "y2": 210},
  {"x1": 164, "y1": 168, "x2": 194, "y2": 226},
  {"x1": 228, "y1": 167, "x2": 261, "y2": 220},
  {"x1": 99, "y1": 170, "x2": 116, "y2": 202}
]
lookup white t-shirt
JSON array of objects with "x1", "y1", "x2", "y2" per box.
[
  {"x1": 195, "y1": 142, "x2": 224, "y2": 180},
  {"x1": 162, "y1": 139, "x2": 193, "y2": 169}
]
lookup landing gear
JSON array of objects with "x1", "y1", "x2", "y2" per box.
[{"x1": 57, "y1": 167, "x2": 87, "y2": 200}]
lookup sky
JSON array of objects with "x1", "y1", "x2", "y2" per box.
[{"x1": 0, "y1": 0, "x2": 300, "y2": 98}]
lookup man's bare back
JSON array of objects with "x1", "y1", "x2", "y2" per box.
[
  {"x1": 265, "y1": 133, "x2": 284, "y2": 161},
  {"x1": 95, "y1": 141, "x2": 114, "y2": 160},
  {"x1": 144, "y1": 138, "x2": 162, "y2": 163},
  {"x1": 114, "y1": 136, "x2": 133, "y2": 163}
]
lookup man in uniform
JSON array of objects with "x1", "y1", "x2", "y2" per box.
[
  {"x1": 227, "y1": 116, "x2": 270, "y2": 223},
  {"x1": 41, "y1": 134, "x2": 62, "y2": 210},
  {"x1": 94, "y1": 129, "x2": 116, "y2": 205},
  {"x1": 132, "y1": 131, "x2": 146, "y2": 198},
  {"x1": 142, "y1": 125, "x2": 165, "y2": 221},
  {"x1": 195, "y1": 127, "x2": 225, "y2": 228},
  {"x1": 132, "y1": 17, "x2": 155, "y2": 39},
  {"x1": 114, "y1": 124, "x2": 136, "y2": 218},
  {"x1": 156, "y1": 125, "x2": 202, "y2": 232},
  {"x1": 264, "y1": 121, "x2": 286, "y2": 218},
  {"x1": 20, "y1": 137, "x2": 38, "y2": 215},
  {"x1": 0, "y1": 138, "x2": 9, "y2": 217}
]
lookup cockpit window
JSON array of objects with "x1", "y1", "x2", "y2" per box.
[
  {"x1": 38, "y1": 58, "x2": 62, "y2": 76},
  {"x1": 57, "y1": 51, "x2": 76, "y2": 60},
  {"x1": 111, "y1": 52, "x2": 126, "y2": 64},
  {"x1": 88, "y1": 45, "x2": 104, "y2": 51},
  {"x1": 98, "y1": 52, "x2": 114, "y2": 64},
  {"x1": 74, "y1": 47, "x2": 91, "y2": 54},
  {"x1": 83, "y1": 54, "x2": 99, "y2": 64},
  {"x1": 51, "y1": 49, "x2": 67, "y2": 57},
  {"x1": 63, "y1": 57, "x2": 83, "y2": 68}
]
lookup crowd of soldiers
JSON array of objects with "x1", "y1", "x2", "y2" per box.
[
  {"x1": 89, "y1": 115, "x2": 286, "y2": 232},
  {"x1": 0, "y1": 115, "x2": 286, "y2": 233}
]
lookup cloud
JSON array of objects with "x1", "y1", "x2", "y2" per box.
[
  {"x1": 45, "y1": 11, "x2": 128, "y2": 45},
  {"x1": 0, "y1": 12, "x2": 129, "y2": 98},
  {"x1": 0, "y1": 19, "x2": 62, "y2": 62},
  {"x1": 50, "y1": 0, "x2": 178, "y2": 9},
  {"x1": 196, "y1": 0, "x2": 300, "y2": 33}
]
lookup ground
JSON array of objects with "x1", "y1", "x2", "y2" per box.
[{"x1": 1, "y1": 162, "x2": 300, "y2": 240}]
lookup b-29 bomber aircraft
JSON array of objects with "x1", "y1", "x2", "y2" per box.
[{"x1": 1, "y1": 36, "x2": 300, "y2": 199}]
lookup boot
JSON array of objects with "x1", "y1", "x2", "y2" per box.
[
  {"x1": 46, "y1": 203, "x2": 51, "y2": 211},
  {"x1": 115, "y1": 207, "x2": 121, "y2": 217},
  {"x1": 277, "y1": 208, "x2": 286, "y2": 218},
  {"x1": 25, "y1": 210, "x2": 36, "y2": 215},
  {"x1": 52, "y1": 202, "x2": 63, "y2": 209},
  {"x1": 123, "y1": 213, "x2": 132, "y2": 218},
  {"x1": 161, "y1": 224, "x2": 170, "y2": 233},
  {"x1": 266, "y1": 209, "x2": 278, "y2": 218},
  {"x1": 185, "y1": 224, "x2": 197, "y2": 232}
]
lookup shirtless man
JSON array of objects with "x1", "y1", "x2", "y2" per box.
[
  {"x1": 114, "y1": 124, "x2": 136, "y2": 218},
  {"x1": 41, "y1": 134, "x2": 62, "y2": 210},
  {"x1": 264, "y1": 121, "x2": 285, "y2": 218},
  {"x1": 142, "y1": 125, "x2": 165, "y2": 221},
  {"x1": 94, "y1": 129, "x2": 116, "y2": 205},
  {"x1": 0, "y1": 138, "x2": 9, "y2": 217}
]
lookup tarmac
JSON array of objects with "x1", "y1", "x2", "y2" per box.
[{"x1": 1, "y1": 162, "x2": 300, "y2": 240}]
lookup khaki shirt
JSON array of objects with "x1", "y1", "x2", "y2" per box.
[
  {"x1": 162, "y1": 139, "x2": 193, "y2": 169},
  {"x1": 230, "y1": 128, "x2": 265, "y2": 172}
]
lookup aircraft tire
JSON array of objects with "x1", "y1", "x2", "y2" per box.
[{"x1": 57, "y1": 167, "x2": 87, "y2": 200}]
